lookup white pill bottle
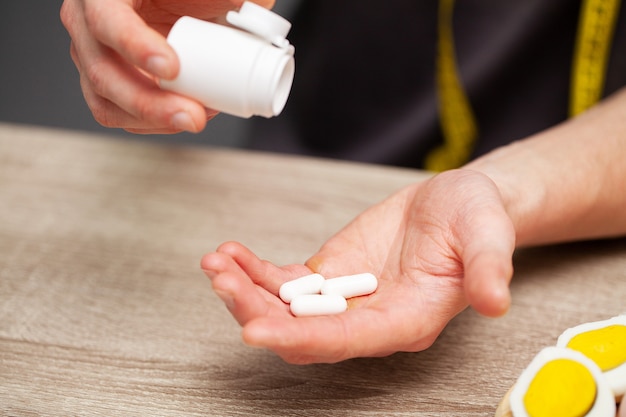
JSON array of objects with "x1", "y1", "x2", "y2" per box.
[{"x1": 160, "y1": 2, "x2": 295, "y2": 118}]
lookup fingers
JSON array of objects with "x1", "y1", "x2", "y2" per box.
[
  {"x1": 203, "y1": 252, "x2": 457, "y2": 363},
  {"x1": 216, "y1": 241, "x2": 312, "y2": 294},
  {"x1": 242, "y1": 270, "x2": 445, "y2": 364},
  {"x1": 242, "y1": 314, "x2": 356, "y2": 364},
  {"x1": 200, "y1": 242, "x2": 430, "y2": 364},
  {"x1": 242, "y1": 304, "x2": 439, "y2": 364},
  {"x1": 81, "y1": 0, "x2": 178, "y2": 80},
  {"x1": 59, "y1": 0, "x2": 281, "y2": 132},
  {"x1": 214, "y1": 270, "x2": 284, "y2": 326},
  {"x1": 61, "y1": 0, "x2": 209, "y2": 132},
  {"x1": 200, "y1": 242, "x2": 311, "y2": 325},
  {"x1": 77, "y1": 49, "x2": 208, "y2": 132},
  {"x1": 201, "y1": 251, "x2": 282, "y2": 325},
  {"x1": 120, "y1": 108, "x2": 219, "y2": 134}
]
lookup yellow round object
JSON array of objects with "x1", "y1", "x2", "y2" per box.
[
  {"x1": 566, "y1": 324, "x2": 626, "y2": 371},
  {"x1": 523, "y1": 359, "x2": 597, "y2": 417}
]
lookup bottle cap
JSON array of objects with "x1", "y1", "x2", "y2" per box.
[{"x1": 226, "y1": 2, "x2": 294, "y2": 53}]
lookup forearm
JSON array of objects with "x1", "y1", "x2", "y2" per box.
[{"x1": 465, "y1": 87, "x2": 626, "y2": 247}]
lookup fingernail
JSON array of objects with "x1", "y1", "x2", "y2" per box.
[
  {"x1": 304, "y1": 255, "x2": 324, "y2": 274},
  {"x1": 201, "y1": 268, "x2": 217, "y2": 280},
  {"x1": 146, "y1": 55, "x2": 171, "y2": 79},
  {"x1": 205, "y1": 108, "x2": 219, "y2": 120},
  {"x1": 171, "y1": 111, "x2": 197, "y2": 133},
  {"x1": 214, "y1": 289, "x2": 235, "y2": 310}
]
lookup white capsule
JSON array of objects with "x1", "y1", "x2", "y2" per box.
[
  {"x1": 289, "y1": 294, "x2": 348, "y2": 317},
  {"x1": 278, "y1": 273, "x2": 325, "y2": 303},
  {"x1": 321, "y1": 272, "x2": 378, "y2": 299}
]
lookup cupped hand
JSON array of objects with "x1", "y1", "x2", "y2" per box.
[
  {"x1": 60, "y1": 0, "x2": 274, "y2": 134},
  {"x1": 201, "y1": 169, "x2": 516, "y2": 364}
]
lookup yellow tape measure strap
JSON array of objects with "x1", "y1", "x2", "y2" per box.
[
  {"x1": 425, "y1": 0, "x2": 478, "y2": 172},
  {"x1": 428, "y1": 0, "x2": 621, "y2": 172},
  {"x1": 570, "y1": 0, "x2": 621, "y2": 116}
]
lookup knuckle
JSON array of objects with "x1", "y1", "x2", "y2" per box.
[
  {"x1": 83, "y1": 4, "x2": 103, "y2": 37},
  {"x1": 132, "y1": 95, "x2": 158, "y2": 123},
  {"x1": 83, "y1": 4, "x2": 145, "y2": 65},
  {"x1": 81, "y1": 85, "x2": 117, "y2": 128},
  {"x1": 84, "y1": 60, "x2": 108, "y2": 97},
  {"x1": 132, "y1": 91, "x2": 168, "y2": 125},
  {"x1": 59, "y1": 2, "x2": 73, "y2": 31},
  {"x1": 90, "y1": 102, "x2": 115, "y2": 128},
  {"x1": 68, "y1": 42, "x2": 79, "y2": 67},
  {"x1": 60, "y1": 1, "x2": 83, "y2": 40}
]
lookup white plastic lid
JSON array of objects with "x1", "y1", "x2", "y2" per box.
[{"x1": 226, "y1": 2, "x2": 293, "y2": 52}]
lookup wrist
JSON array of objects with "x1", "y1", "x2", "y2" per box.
[{"x1": 462, "y1": 141, "x2": 549, "y2": 247}]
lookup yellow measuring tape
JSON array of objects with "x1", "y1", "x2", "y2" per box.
[
  {"x1": 571, "y1": 0, "x2": 621, "y2": 116},
  {"x1": 425, "y1": 0, "x2": 478, "y2": 172},
  {"x1": 426, "y1": 0, "x2": 621, "y2": 172}
]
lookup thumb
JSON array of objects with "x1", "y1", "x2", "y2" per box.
[
  {"x1": 460, "y1": 205, "x2": 516, "y2": 317},
  {"x1": 464, "y1": 244, "x2": 514, "y2": 317}
]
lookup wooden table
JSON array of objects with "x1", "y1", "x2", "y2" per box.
[{"x1": 1, "y1": 122, "x2": 625, "y2": 416}]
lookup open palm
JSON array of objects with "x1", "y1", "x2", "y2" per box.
[{"x1": 202, "y1": 169, "x2": 516, "y2": 364}]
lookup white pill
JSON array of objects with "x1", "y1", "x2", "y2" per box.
[
  {"x1": 278, "y1": 273, "x2": 325, "y2": 303},
  {"x1": 290, "y1": 294, "x2": 348, "y2": 317},
  {"x1": 321, "y1": 272, "x2": 378, "y2": 299}
]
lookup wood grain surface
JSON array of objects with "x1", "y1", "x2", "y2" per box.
[{"x1": 1, "y1": 123, "x2": 625, "y2": 416}]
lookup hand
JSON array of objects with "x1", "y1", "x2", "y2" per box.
[
  {"x1": 60, "y1": 0, "x2": 274, "y2": 134},
  {"x1": 201, "y1": 169, "x2": 516, "y2": 364}
]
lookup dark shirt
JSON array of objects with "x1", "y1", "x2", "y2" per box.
[{"x1": 250, "y1": 0, "x2": 626, "y2": 169}]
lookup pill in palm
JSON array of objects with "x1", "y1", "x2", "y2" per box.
[
  {"x1": 289, "y1": 294, "x2": 348, "y2": 317},
  {"x1": 321, "y1": 272, "x2": 378, "y2": 299},
  {"x1": 278, "y1": 273, "x2": 325, "y2": 303}
]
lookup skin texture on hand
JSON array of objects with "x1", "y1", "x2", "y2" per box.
[
  {"x1": 201, "y1": 170, "x2": 515, "y2": 364},
  {"x1": 466, "y1": 87, "x2": 626, "y2": 247},
  {"x1": 60, "y1": 0, "x2": 274, "y2": 134}
]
